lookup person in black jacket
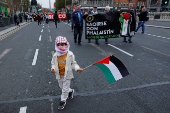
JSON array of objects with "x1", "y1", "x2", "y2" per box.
[
  {"x1": 54, "y1": 11, "x2": 59, "y2": 28},
  {"x1": 135, "y1": 7, "x2": 147, "y2": 33},
  {"x1": 71, "y1": 5, "x2": 85, "y2": 46}
]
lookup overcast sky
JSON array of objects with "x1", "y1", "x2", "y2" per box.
[{"x1": 30, "y1": 0, "x2": 55, "y2": 8}]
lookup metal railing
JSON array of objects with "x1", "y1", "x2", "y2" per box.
[{"x1": 148, "y1": 12, "x2": 170, "y2": 21}]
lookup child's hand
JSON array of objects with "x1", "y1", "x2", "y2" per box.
[
  {"x1": 77, "y1": 68, "x2": 83, "y2": 73},
  {"x1": 51, "y1": 69, "x2": 55, "y2": 73}
]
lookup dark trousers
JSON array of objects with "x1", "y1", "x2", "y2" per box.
[
  {"x1": 38, "y1": 20, "x2": 41, "y2": 25},
  {"x1": 105, "y1": 38, "x2": 108, "y2": 42},
  {"x1": 55, "y1": 19, "x2": 58, "y2": 28},
  {"x1": 71, "y1": 24, "x2": 73, "y2": 30},
  {"x1": 74, "y1": 26, "x2": 83, "y2": 43},
  {"x1": 46, "y1": 19, "x2": 48, "y2": 24}
]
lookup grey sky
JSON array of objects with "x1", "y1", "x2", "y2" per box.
[{"x1": 30, "y1": 0, "x2": 55, "y2": 8}]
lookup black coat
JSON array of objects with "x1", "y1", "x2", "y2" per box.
[
  {"x1": 54, "y1": 13, "x2": 58, "y2": 20},
  {"x1": 138, "y1": 11, "x2": 147, "y2": 21}
]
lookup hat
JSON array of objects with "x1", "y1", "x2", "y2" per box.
[{"x1": 93, "y1": 6, "x2": 97, "y2": 8}]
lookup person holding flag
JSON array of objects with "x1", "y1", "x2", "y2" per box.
[
  {"x1": 51, "y1": 36, "x2": 83, "y2": 110},
  {"x1": 122, "y1": 2, "x2": 136, "y2": 43}
]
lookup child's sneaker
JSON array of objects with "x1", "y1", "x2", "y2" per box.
[
  {"x1": 58, "y1": 101, "x2": 66, "y2": 110},
  {"x1": 68, "y1": 89, "x2": 74, "y2": 100}
]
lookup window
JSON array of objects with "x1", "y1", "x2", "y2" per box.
[
  {"x1": 127, "y1": 2, "x2": 129, "y2": 6},
  {"x1": 124, "y1": 2, "x2": 126, "y2": 6},
  {"x1": 117, "y1": 2, "x2": 119, "y2": 6},
  {"x1": 133, "y1": 2, "x2": 135, "y2": 6},
  {"x1": 121, "y1": 2, "x2": 123, "y2": 6},
  {"x1": 114, "y1": 2, "x2": 116, "y2": 6}
]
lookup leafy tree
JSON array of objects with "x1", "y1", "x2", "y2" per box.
[{"x1": 55, "y1": 0, "x2": 72, "y2": 10}]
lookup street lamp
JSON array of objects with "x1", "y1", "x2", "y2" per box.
[{"x1": 21, "y1": 1, "x2": 27, "y2": 13}]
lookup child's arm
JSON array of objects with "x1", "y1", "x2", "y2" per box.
[
  {"x1": 51, "y1": 55, "x2": 56, "y2": 73},
  {"x1": 71, "y1": 54, "x2": 83, "y2": 73}
]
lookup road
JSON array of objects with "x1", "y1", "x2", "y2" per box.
[{"x1": 0, "y1": 20, "x2": 170, "y2": 113}]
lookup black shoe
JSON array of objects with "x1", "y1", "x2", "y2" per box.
[
  {"x1": 123, "y1": 40, "x2": 127, "y2": 43},
  {"x1": 74, "y1": 39, "x2": 77, "y2": 43},
  {"x1": 105, "y1": 42, "x2": 108, "y2": 44},
  {"x1": 68, "y1": 89, "x2": 74, "y2": 100},
  {"x1": 95, "y1": 42, "x2": 100, "y2": 45},
  {"x1": 88, "y1": 40, "x2": 91, "y2": 43},
  {"x1": 58, "y1": 101, "x2": 66, "y2": 110},
  {"x1": 78, "y1": 43, "x2": 81, "y2": 46},
  {"x1": 141, "y1": 32, "x2": 144, "y2": 34},
  {"x1": 128, "y1": 40, "x2": 132, "y2": 43}
]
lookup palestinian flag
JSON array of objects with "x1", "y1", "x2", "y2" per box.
[{"x1": 93, "y1": 55, "x2": 129, "y2": 84}]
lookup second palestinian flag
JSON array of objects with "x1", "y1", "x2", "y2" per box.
[{"x1": 93, "y1": 55, "x2": 129, "y2": 84}]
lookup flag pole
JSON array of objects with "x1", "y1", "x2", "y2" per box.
[
  {"x1": 83, "y1": 64, "x2": 93, "y2": 70},
  {"x1": 83, "y1": 54, "x2": 115, "y2": 70}
]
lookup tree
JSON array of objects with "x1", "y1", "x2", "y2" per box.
[
  {"x1": 55, "y1": 0, "x2": 72, "y2": 10},
  {"x1": 37, "y1": 3, "x2": 42, "y2": 9}
]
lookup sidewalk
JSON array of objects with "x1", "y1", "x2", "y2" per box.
[
  {"x1": 0, "y1": 22, "x2": 29, "y2": 36},
  {"x1": 145, "y1": 20, "x2": 170, "y2": 29}
]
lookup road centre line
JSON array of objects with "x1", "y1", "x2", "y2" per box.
[
  {"x1": 141, "y1": 46, "x2": 170, "y2": 57},
  {"x1": 0, "y1": 49, "x2": 12, "y2": 60},
  {"x1": 0, "y1": 81, "x2": 170, "y2": 104},
  {"x1": 39, "y1": 35, "x2": 42, "y2": 41},
  {"x1": 41, "y1": 29, "x2": 43, "y2": 32},
  {"x1": 49, "y1": 36, "x2": 52, "y2": 42},
  {"x1": 32, "y1": 49, "x2": 39, "y2": 65},
  {"x1": 19, "y1": 106, "x2": 27, "y2": 113},
  {"x1": 108, "y1": 44, "x2": 134, "y2": 57}
]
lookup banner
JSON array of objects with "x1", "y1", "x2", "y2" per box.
[
  {"x1": 85, "y1": 10, "x2": 136, "y2": 39},
  {"x1": 48, "y1": 14, "x2": 67, "y2": 20},
  {"x1": 48, "y1": 14, "x2": 54, "y2": 20},
  {"x1": 58, "y1": 14, "x2": 67, "y2": 19}
]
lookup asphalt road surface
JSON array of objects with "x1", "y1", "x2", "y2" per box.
[{"x1": 0, "y1": 20, "x2": 170, "y2": 113}]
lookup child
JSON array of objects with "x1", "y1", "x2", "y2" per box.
[{"x1": 51, "y1": 36, "x2": 83, "y2": 110}]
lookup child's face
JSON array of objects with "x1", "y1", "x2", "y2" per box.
[{"x1": 57, "y1": 43, "x2": 66, "y2": 46}]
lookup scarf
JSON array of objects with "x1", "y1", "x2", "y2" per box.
[{"x1": 55, "y1": 36, "x2": 70, "y2": 56}]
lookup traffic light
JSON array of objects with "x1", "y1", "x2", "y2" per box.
[{"x1": 161, "y1": 0, "x2": 169, "y2": 6}]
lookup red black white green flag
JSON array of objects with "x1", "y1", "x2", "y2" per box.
[{"x1": 93, "y1": 55, "x2": 129, "y2": 84}]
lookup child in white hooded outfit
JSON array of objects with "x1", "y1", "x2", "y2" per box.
[{"x1": 51, "y1": 36, "x2": 83, "y2": 110}]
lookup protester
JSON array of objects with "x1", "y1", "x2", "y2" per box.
[
  {"x1": 51, "y1": 36, "x2": 83, "y2": 110},
  {"x1": 87, "y1": 6, "x2": 100, "y2": 45},
  {"x1": 104, "y1": 6, "x2": 110, "y2": 44},
  {"x1": 14, "y1": 13, "x2": 17, "y2": 25},
  {"x1": 66, "y1": 11, "x2": 71, "y2": 23},
  {"x1": 45, "y1": 14, "x2": 49, "y2": 24},
  {"x1": 54, "y1": 11, "x2": 59, "y2": 28},
  {"x1": 16, "y1": 14, "x2": 20, "y2": 26},
  {"x1": 135, "y1": 7, "x2": 147, "y2": 33},
  {"x1": 123, "y1": 2, "x2": 136, "y2": 43},
  {"x1": 71, "y1": 5, "x2": 85, "y2": 46},
  {"x1": 37, "y1": 13, "x2": 41, "y2": 25},
  {"x1": 24, "y1": 13, "x2": 28, "y2": 22}
]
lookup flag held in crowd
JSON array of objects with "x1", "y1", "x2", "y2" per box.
[{"x1": 93, "y1": 55, "x2": 129, "y2": 84}]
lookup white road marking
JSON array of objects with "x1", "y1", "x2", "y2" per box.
[
  {"x1": 49, "y1": 36, "x2": 52, "y2": 42},
  {"x1": 108, "y1": 44, "x2": 134, "y2": 57},
  {"x1": 42, "y1": 26, "x2": 44, "y2": 28},
  {"x1": 157, "y1": 36, "x2": 161, "y2": 37},
  {"x1": 147, "y1": 34, "x2": 151, "y2": 35},
  {"x1": 70, "y1": 25, "x2": 71, "y2": 26},
  {"x1": 39, "y1": 35, "x2": 42, "y2": 41},
  {"x1": 41, "y1": 29, "x2": 43, "y2": 32},
  {"x1": 48, "y1": 26, "x2": 49, "y2": 28},
  {"x1": 0, "y1": 49, "x2": 12, "y2": 60},
  {"x1": 167, "y1": 38, "x2": 170, "y2": 39},
  {"x1": 162, "y1": 37, "x2": 166, "y2": 38},
  {"x1": 49, "y1": 29, "x2": 50, "y2": 32},
  {"x1": 19, "y1": 106, "x2": 27, "y2": 113},
  {"x1": 152, "y1": 35, "x2": 156, "y2": 36},
  {"x1": 32, "y1": 49, "x2": 39, "y2": 65}
]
